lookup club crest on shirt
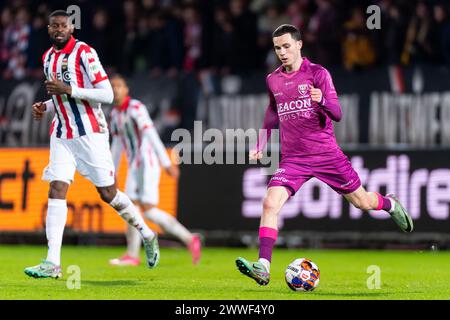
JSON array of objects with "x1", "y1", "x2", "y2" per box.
[
  {"x1": 298, "y1": 84, "x2": 308, "y2": 97},
  {"x1": 61, "y1": 58, "x2": 68, "y2": 69}
]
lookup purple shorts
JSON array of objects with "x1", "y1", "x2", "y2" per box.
[{"x1": 268, "y1": 152, "x2": 361, "y2": 196}]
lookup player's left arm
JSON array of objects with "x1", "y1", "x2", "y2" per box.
[
  {"x1": 311, "y1": 68, "x2": 342, "y2": 122},
  {"x1": 70, "y1": 46, "x2": 113, "y2": 104}
]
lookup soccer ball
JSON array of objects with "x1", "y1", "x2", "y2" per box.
[{"x1": 285, "y1": 258, "x2": 320, "y2": 291}]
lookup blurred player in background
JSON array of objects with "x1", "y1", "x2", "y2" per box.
[
  {"x1": 27, "y1": 10, "x2": 160, "y2": 278},
  {"x1": 108, "y1": 74, "x2": 202, "y2": 266},
  {"x1": 236, "y1": 24, "x2": 414, "y2": 286}
]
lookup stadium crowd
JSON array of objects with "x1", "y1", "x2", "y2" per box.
[{"x1": 1, "y1": 0, "x2": 450, "y2": 79}]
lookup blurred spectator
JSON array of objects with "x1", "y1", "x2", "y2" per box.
[
  {"x1": 429, "y1": 3, "x2": 450, "y2": 65},
  {"x1": 286, "y1": 0, "x2": 310, "y2": 30},
  {"x1": 257, "y1": 3, "x2": 289, "y2": 70},
  {"x1": 402, "y1": 1, "x2": 433, "y2": 65},
  {"x1": 133, "y1": 14, "x2": 151, "y2": 72},
  {"x1": 121, "y1": 0, "x2": 139, "y2": 74},
  {"x1": 211, "y1": 6, "x2": 234, "y2": 75},
  {"x1": 88, "y1": 9, "x2": 114, "y2": 69},
  {"x1": 182, "y1": 5, "x2": 202, "y2": 72},
  {"x1": 146, "y1": 9, "x2": 184, "y2": 77},
  {"x1": 342, "y1": 7, "x2": 376, "y2": 70},
  {"x1": 4, "y1": 7, "x2": 31, "y2": 79},
  {"x1": 384, "y1": 3, "x2": 408, "y2": 65},
  {"x1": 228, "y1": 0, "x2": 259, "y2": 73},
  {"x1": 27, "y1": 14, "x2": 48, "y2": 78},
  {"x1": 258, "y1": 3, "x2": 289, "y2": 35},
  {"x1": 0, "y1": 6, "x2": 14, "y2": 74},
  {"x1": 305, "y1": 0, "x2": 341, "y2": 67}
]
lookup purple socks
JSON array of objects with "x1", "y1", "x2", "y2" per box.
[
  {"x1": 375, "y1": 192, "x2": 392, "y2": 212},
  {"x1": 259, "y1": 226, "x2": 278, "y2": 262}
]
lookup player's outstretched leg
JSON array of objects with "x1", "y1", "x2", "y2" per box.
[
  {"x1": 236, "y1": 186, "x2": 290, "y2": 286},
  {"x1": 344, "y1": 187, "x2": 413, "y2": 232},
  {"x1": 144, "y1": 205, "x2": 202, "y2": 265},
  {"x1": 100, "y1": 187, "x2": 160, "y2": 269}
]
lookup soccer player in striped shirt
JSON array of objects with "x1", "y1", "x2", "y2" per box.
[
  {"x1": 25, "y1": 10, "x2": 160, "y2": 279},
  {"x1": 108, "y1": 74, "x2": 201, "y2": 266},
  {"x1": 235, "y1": 24, "x2": 414, "y2": 286}
]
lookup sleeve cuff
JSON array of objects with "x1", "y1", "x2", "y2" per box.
[
  {"x1": 70, "y1": 86, "x2": 80, "y2": 99},
  {"x1": 44, "y1": 99, "x2": 54, "y2": 113}
]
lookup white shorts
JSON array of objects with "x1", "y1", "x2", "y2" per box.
[
  {"x1": 42, "y1": 132, "x2": 115, "y2": 187},
  {"x1": 125, "y1": 160, "x2": 161, "y2": 205}
]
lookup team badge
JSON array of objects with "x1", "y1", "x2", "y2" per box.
[
  {"x1": 61, "y1": 58, "x2": 68, "y2": 68},
  {"x1": 298, "y1": 84, "x2": 308, "y2": 96}
]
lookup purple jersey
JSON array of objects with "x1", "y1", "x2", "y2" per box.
[{"x1": 257, "y1": 57, "x2": 342, "y2": 158}]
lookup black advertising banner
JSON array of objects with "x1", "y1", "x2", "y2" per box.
[{"x1": 177, "y1": 149, "x2": 450, "y2": 233}]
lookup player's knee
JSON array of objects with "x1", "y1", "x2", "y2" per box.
[
  {"x1": 48, "y1": 181, "x2": 68, "y2": 199},
  {"x1": 97, "y1": 186, "x2": 117, "y2": 203},
  {"x1": 141, "y1": 203, "x2": 155, "y2": 212},
  {"x1": 263, "y1": 196, "x2": 280, "y2": 214}
]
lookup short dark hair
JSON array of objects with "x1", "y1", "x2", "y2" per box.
[
  {"x1": 110, "y1": 73, "x2": 127, "y2": 83},
  {"x1": 272, "y1": 24, "x2": 301, "y2": 41},
  {"x1": 48, "y1": 10, "x2": 70, "y2": 21}
]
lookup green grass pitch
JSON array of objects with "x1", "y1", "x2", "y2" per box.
[{"x1": 0, "y1": 245, "x2": 449, "y2": 300}]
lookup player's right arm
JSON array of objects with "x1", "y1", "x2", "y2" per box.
[
  {"x1": 250, "y1": 77, "x2": 279, "y2": 160},
  {"x1": 32, "y1": 99, "x2": 54, "y2": 120}
]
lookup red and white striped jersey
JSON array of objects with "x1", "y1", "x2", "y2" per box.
[
  {"x1": 42, "y1": 36, "x2": 109, "y2": 139},
  {"x1": 109, "y1": 96, "x2": 171, "y2": 169}
]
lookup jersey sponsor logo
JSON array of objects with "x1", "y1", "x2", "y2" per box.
[
  {"x1": 271, "y1": 176, "x2": 289, "y2": 183},
  {"x1": 277, "y1": 98, "x2": 316, "y2": 121},
  {"x1": 62, "y1": 71, "x2": 71, "y2": 82}
]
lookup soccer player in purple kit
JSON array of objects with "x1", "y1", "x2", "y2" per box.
[{"x1": 235, "y1": 24, "x2": 414, "y2": 286}]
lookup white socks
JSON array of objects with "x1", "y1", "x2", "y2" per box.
[
  {"x1": 109, "y1": 190, "x2": 155, "y2": 240},
  {"x1": 258, "y1": 258, "x2": 271, "y2": 272},
  {"x1": 144, "y1": 207, "x2": 192, "y2": 245},
  {"x1": 126, "y1": 223, "x2": 142, "y2": 258},
  {"x1": 46, "y1": 199, "x2": 68, "y2": 266}
]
